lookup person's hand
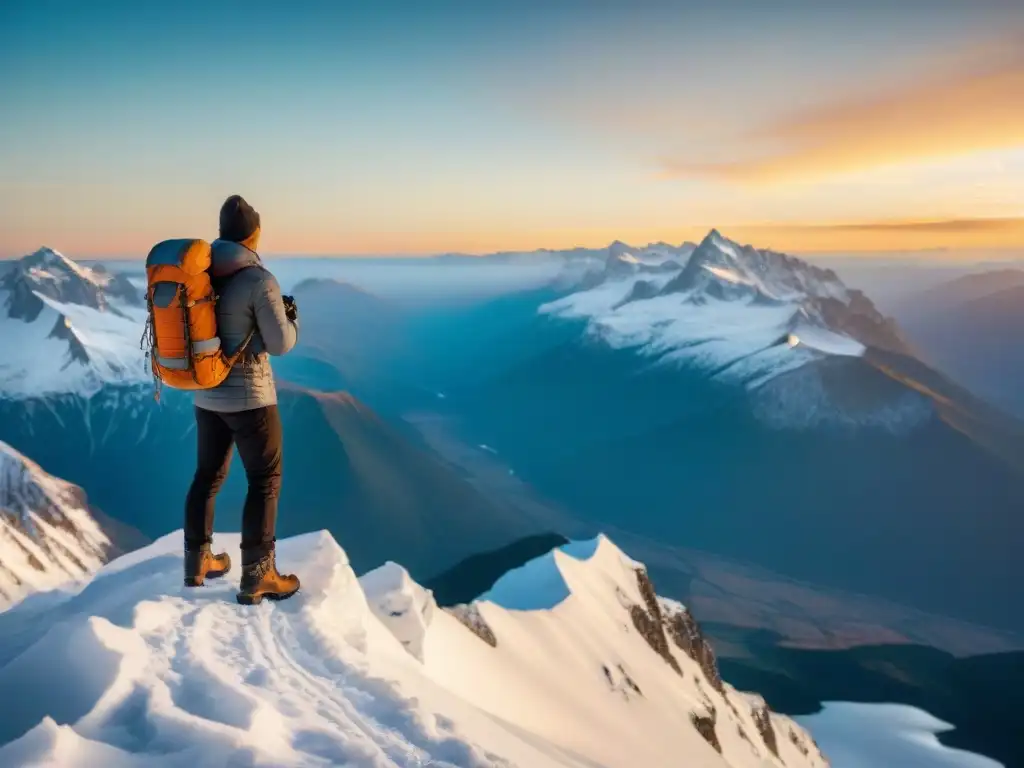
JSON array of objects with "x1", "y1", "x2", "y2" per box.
[{"x1": 282, "y1": 295, "x2": 298, "y2": 322}]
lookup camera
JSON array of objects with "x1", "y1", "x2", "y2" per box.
[{"x1": 282, "y1": 295, "x2": 298, "y2": 322}]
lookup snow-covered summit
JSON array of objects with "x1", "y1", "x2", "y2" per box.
[
  {"x1": 661, "y1": 230, "x2": 848, "y2": 304},
  {"x1": 2, "y1": 247, "x2": 138, "y2": 317},
  {"x1": 0, "y1": 529, "x2": 829, "y2": 768},
  {"x1": 0, "y1": 248, "x2": 148, "y2": 399},
  {"x1": 0, "y1": 441, "x2": 111, "y2": 610},
  {"x1": 541, "y1": 230, "x2": 907, "y2": 395}
]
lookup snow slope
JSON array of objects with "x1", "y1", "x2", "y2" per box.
[
  {"x1": 540, "y1": 230, "x2": 882, "y2": 390},
  {"x1": 1, "y1": 248, "x2": 148, "y2": 399},
  {"x1": 0, "y1": 530, "x2": 828, "y2": 768},
  {"x1": 0, "y1": 442, "x2": 111, "y2": 610}
]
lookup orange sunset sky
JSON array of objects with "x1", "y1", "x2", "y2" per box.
[{"x1": 1, "y1": 2, "x2": 1022, "y2": 259}]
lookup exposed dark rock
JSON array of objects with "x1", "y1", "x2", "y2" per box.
[
  {"x1": 661, "y1": 600, "x2": 724, "y2": 693},
  {"x1": 47, "y1": 314, "x2": 90, "y2": 365},
  {"x1": 617, "y1": 664, "x2": 642, "y2": 696},
  {"x1": 629, "y1": 569, "x2": 682, "y2": 675},
  {"x1": 613, "y1": 279, "x2": 659, "y2": 309},
  {"x1": 808, "y1": 292, "x2": 908, "y2": 354},
  {"x1": 749, "y1": 698, "x2": 780, "y2": 759},
  {"x1": 789, "y1": 728, "x2": 810, "y2": 758},
  {"x1": 445, "y1": 604, "x2": 497, "y2": 647},
  {"x1": 690, "y1": 709, "x2": 721, "y2": 753},
  {"x1": 601, "y1": 663, "x2": 642, "y2": 699}
]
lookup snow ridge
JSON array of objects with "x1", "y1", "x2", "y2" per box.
[
  {"x1": 0, "y1": 530, "x2": 829, "y2": 768},
  {"x1": 0, "y1": 441, "x2": 111, "y2": 610}
]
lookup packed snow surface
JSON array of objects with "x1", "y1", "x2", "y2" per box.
[
  {"x1": 797, "y1": 703, "x2": 1002, "y2": 768},
  {"x1": 0, "y1": 530, "x2": 828, "y2": 768}
]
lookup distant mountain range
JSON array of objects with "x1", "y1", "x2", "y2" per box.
[
  {"x1": 2, "y1": 237, "x2": 1021, "y2": 637},
  {"x1": 424, "y1": 231, "x2": 1024, "y2": 633},
  {"x1": 896, "y1": 268, "x2": 1024, "y2": 419},
  {"x1": 0, "y1": 248, "x2": 546, "y2": 581}
]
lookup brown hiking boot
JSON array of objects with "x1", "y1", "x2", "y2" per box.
[
  {"x1": 236, "y1": 551, "x2": 300, "y2": 605},
  {"x1": 184, "y1": 544, "x2": 231, "y2": 587}
]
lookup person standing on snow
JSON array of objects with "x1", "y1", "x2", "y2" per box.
[{"x1": 183, "y1": 195, "x2": 302, "y2": 605}]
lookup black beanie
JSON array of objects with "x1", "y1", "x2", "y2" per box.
[{"x1": 219, "y1": 195, "x2": 261, "y2": 243}]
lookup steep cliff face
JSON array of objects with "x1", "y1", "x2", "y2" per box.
[
  {"x1": 661, "y1": 595, "x2": 724, "y2": 693},
  {"x1": 0, "y1": 442, "x2": 113, "y2": 609}
]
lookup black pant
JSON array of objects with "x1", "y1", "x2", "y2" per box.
[{"x1": 185, "y1": 405, "x2": 282, "y2": 561}]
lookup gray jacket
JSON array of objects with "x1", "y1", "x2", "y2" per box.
[{"x1": 193, "y1": 241, "x2": 298, "y2": 413}]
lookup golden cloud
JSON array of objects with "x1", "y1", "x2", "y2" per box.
[
  {"x1": 664, "y1": 42, "x2": 1024, "y2": 183},
  {"x1": 726, "y1": 217, "x2": 1024, "y2": 252}
]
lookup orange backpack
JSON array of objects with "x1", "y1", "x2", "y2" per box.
[{"x1": 142, "y1": 239, "x2": 252, "y2": 396}]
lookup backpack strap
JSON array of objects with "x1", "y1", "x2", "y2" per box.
[
  {"x1": 215, "y1": 264, "x2": 260, "y2": 368},
  {"x1": 223, "y1": 326, "x2": 256, "y2": 368}
]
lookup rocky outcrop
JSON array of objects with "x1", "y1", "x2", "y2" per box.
[
  {"x1": 747, "y1": 695, "x2": 779, "y2": 759},
  {"x1": 47, "y1": 314, "x2": 90, "y2": 365},
  {"x1": 602, "y1": 663, "x2": 643, "y2": 699},
  {"x1": 690, "y1": 709, "x2": 721, "y2": 753},
  {"x1": 446, "y1": 604, "x2": 497, "y2": 648},
  {"x1": 629, "y1": 569, "x2": 682, "y2": 675},
  {"x1": 660, "y1": 598, "x2": 724, "y2": 693},
  {"x1": 613, "y1": 279, "x2": 660, "y2": 309},
  {"x1": 809, "y1": 291, "x2": 908, "y2": 355}
]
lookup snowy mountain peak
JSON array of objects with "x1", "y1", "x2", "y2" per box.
[
  {"x1": 0, "y1": 248, "x2": 148, "y2": 400},
  {"x1": 0, "y1": 529, "x2": 830, "y2": 767},
  {"x1": 0, "y1": 441, "x2": 111, "y2": 609},
  {"x1": 704, "y1": 228, "x2": 726, "y2": 245},
  {"x1": 4, "y1": 247, "x2": 108, "y2": 318},
  {"x1": 3, "y1": 247, "x2": 142, "y2": 319},
  {"x1": 20, "y1": 246, "x2": 92, "y2": 277},
  {"x1": 662, "y1": 229, "x2": 847, "y2": 305},
  {"x1": 541, "y1": 230, "x2": 912, "y2": 422}
]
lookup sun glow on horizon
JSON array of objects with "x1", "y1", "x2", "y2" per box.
[{"x1": 1, "y1": 2, "x2": 1022, "y2": 259}]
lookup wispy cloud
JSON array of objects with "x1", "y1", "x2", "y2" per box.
[
  {"x1": 663, "y1": 38, "x2": 1024, "y2": 183},
  {"x1": 720, "y1": 217, "x2": 1024, "y2": 253},
  {"x1": 816, "y1": 218, "x2": 1024, "y2": 235}
]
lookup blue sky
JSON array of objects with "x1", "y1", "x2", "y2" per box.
[{"x1": 1, "y1": 1, "x2": 1022, "y2": 257}]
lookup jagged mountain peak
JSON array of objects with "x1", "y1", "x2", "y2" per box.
[
  {"x1": 542, "y1": 231, "x2": 911, "y2": 412},
  {"x1": 18, "y1": 246, "x2": 96, "y2": 279},
  {"x1": 607, "y1": 240, "x2": 636, "y2": 258},
  {"x1": 0, "y1": 248, "x2": 148, "y2": 400},
  {"x1": 662, "y1": 229, "x2": 847, "y2": 304}
]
